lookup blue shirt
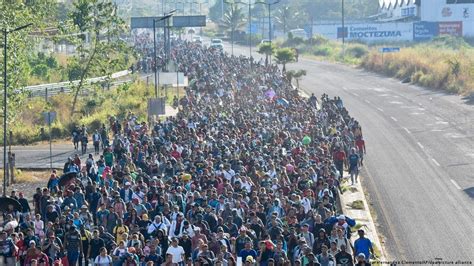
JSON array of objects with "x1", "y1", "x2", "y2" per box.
[
  {"x1": 238, "y1": 249, "x2": 257, "y2": 260},
  {"x1": 348, "y1": 154, "x2": 359, "y2": 168},
  {"x1": 354, "y1": 237, "x2": 372, "y2": 259}
]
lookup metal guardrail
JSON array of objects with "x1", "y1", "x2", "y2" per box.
[{"x1": 21, "y1": 70, "x2": 130, "y2": 98}]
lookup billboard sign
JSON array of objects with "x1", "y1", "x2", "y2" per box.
[
  {"x1": 172, "y1": 16, "x2": 206, "y2": 27},
  {"x1": 413, "y1": 21, "x2": 439, "y2": 41},
  {"x1": 131, "y1": 16, "x2": 206, "y2": 29},
  {"x1": 131, "y1": 17, "x2": 166, "y2": 29},
  {"x1": 334, "y1": 23, "x2": 413, "y2": 42},
  {"x1": 439, "y1": 21, "x2": 463, "y2": 36}
]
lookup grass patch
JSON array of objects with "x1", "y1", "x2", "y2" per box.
[
  {"x1": 348, "y1": 200, "x2": 365, "y2": 210},
  {"x1": 372, "y1": 244, "x2": 383, "y2": 261},
  {"x1": 352, "y1": 223, "x2": 366, "y2": 231},
  {"x1": 13, "y1": 169, "x2": 54, "y2": 183},
  {"x1": 3, "y1": 76, "x2": 184, "y2": 145},
  {"x1": 277, "y1": 34, "x2": 474, "y2": 94}
]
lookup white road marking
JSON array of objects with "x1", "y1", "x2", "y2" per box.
[
  {"x1": 431, "y1": 129, "x2": 444, "y2": 132},
  {"x1": 364, "y1": 99, "x2": 371, "y2": 104},
  {"x1": 431, "y1": 158, "x2": 440, "y2": 167},
  {"x1": 411, "y1": 112, "x2": 424, "y2": 115},
  {"x1": 353, "y1": 92, "x2": 359, "y2": 97},
  {"x1": 417, "y1": 142, "x2": 424, "y2": 149},
  {"x1": 444, "y1": 133, "x2": 466, "y2": 139},
  {"x1": 390, "y1": 116, "x2": 398, "y2": 122},
  {"x1": 389, "y1": 101, "x2": 403, "y2": 105},
  {"x1": 435, "y1": 121, "x2": 449, "y2": 125},
  {"x1": 450, "y1": 179, "x2": 461, "y2": 190},
  {"x1": 342, "y1": 87, "x2": 348, "y2": 91},
  {"x1": 377, "y1": 107, "x2": 384, "y2": 112},
  {"x1": 435, "y1": 116, "x2": 442, "y2": 121},
  {"x1": 403, "y1": 127, "x2": 411, "y2": 134}
]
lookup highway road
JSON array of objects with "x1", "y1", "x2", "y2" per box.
[
  {"x1": 222, "y1": 41, "x2": 474, "y2": 261},
  {"x1": 1, "y1": 38, "x2": 473, "y2": 261}
]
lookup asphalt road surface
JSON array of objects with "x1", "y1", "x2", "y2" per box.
[
  {"x1": 2, "y1": 38, "x2": 473, "y2": 261},
  {"x1": 220, "y1": 40, "x2": 474, "y2": 261}
]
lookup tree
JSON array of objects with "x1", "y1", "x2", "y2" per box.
[
  {"x1": 63, "y1": 0, "x2": 132, "y2": 115},
  {"x1": 275, "y1": 48, "x2": 295, "y2": 72},
  {"x1": 209, "y1": 0, "x2": 229, "y2": 22},
  {"x1": 0, "y1": 0, "x2": 56, "y2": 123},
  {"x1": 286, "y1": 69, "x2": 307, "y2": 89},
  {"x1": 219, "y1": 4, "x2": 246, "y2": 39},
  {"x1": 274, "y1": 6, "x2": 298, "y2": 34},
  {"x1": 257, "y1": 42, "x2": 276, "y2": 66}
]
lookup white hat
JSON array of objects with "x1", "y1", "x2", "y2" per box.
[{"x1": 337, "y1": 215, "x2": 346, "y2": 220}]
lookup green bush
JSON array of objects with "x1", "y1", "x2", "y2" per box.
[
  {"x1": 307, "y1": 35, "x2": 330, "y2": 46},
  {"x1": 31, "y1": 64, "x2": 49, "y2": 78},
  {"x1": 313, "y1": 45, "x2": 333, "y2": 56},
  {"x1": 346, "y1": 44, "x2": 369, "y2": 58}
]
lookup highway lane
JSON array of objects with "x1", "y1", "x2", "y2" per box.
[
  {"x1": 2, "y1": 38, "x2": 473, "y2": 260},
  {"x1": 221, "y1": 40, "x2": 474, "y2": 261}
]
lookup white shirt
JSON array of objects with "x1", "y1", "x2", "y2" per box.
[
  {"x1": 166, "y1": 245, "x2": 185, "y2": 263},
  {"x1": 94, "y1": 255, "x2": 112, "y2": 266}
]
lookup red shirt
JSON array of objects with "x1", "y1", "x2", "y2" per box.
[
  {"x1": 356, "y1": 139, "x2": 365, "y2": 152},
  {"x1": 334, "y1": 151, "x2": 346, "y2": 161}
]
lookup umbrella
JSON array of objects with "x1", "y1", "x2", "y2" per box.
[
  {"x1": 58, "y1": 171, "x2": 78, "y2": 187},
  {"x1": 276, "y1": 98, "x2": 289, "y2": 107},
  {"x1": 0, "y1": 197, "x2": 23, "y2": 212},
  {"x1": 265, "y1": 89, "x2": 276, "y2": 99}
]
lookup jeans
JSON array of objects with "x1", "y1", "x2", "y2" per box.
[
  {"x1": 350, "y1": 166, "x2": 359, "y2": 184},
  {"x1": 0, "y1": 256, "x2": 16, "y2": 266},
  {"x1": 68, "y1": 250, "x2": 80, "y2": 266}
]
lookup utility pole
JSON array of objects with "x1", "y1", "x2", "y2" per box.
[
  {"x1": 153, "y1": 19, "x2": 158, "y2": 98},
  {"x1": 235, "y1": 1, "x2": 253, "y2": 61},
  {"x1": 256, "y1": 0, "x2": 280, "y2": 64},
  {"x1": 2, "y1": 23, "x2": 32, "y2": 196},
  {"x1": 342, "y1": 0, "x2": 345, "y2": 59}
]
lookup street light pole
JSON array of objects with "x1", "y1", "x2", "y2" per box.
[
  {"x1": 2, "y1": 23, "x2": 32, "y2": 197},
  {"x1": 3, "y1": 29, "x2": 7, "y2": 197},
  {"x1": 224, "y1": 0, "x2": 238, "y2": 56},
  {"x1": 342, "y1": 0, "x2": 345, "y2": 59},
  {"x1": 235, "y1": 1, "x2": 252, "y2": 60},
  {"x1": 153, "y1": 19, "x2": 158, "y2": 98},
  {"x1": 256, "y1": 0, "x2": 279, "y2": 64}
]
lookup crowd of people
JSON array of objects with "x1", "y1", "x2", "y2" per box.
[{"x1": 0, "y1": 39, "x2": 371, "y2": 266}]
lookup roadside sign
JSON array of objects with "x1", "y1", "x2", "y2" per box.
[
  {"x1": 172, "y1": 16, "x2": 206, "y2": 27},
  {"x1": 148, "y1": 98, "x2": 166, "y2": 116},
  {"x1": 43, "y1": 111, "x2": 56, "y2": 126},
  {"x1": 131, "y1": 17, "x2": 166, "y2": 29},
  {"x1": 380, "y1": 47, "x2": 400, "y2": 53},
  {"x1": 414, "y1": 21, "x2": 439, "y2": 41},
  {"x1": 131, "y1": 15, "x2": 206, "y2": 29}
]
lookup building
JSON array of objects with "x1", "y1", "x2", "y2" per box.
[
  {"x1": 379, "y1": 0, "x2": 474, "y2": 36},
  {"x1": 312, "y1": 0, "x2": 473, "y2": 43},
  {"x1": 377, "y1": 0, "x2": 418, "y2": 22}
]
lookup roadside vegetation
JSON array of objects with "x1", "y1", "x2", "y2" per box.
[
  {"x1": 10, "y1": 79, "x2": 150, "y2": 145},
  {"x1": 271, "y1": 34, "x2": 474, "y2": 95}
]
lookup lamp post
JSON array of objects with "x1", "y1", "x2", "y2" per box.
[
  {"x1": 342, "y1": 0, "x2": 345, "y2": 59},
  {"x1": 223, "y1": 0, "x2": 239, "y2": 56},
  {"x1": 154, "y1": 13, "x2": 174, "y2": 98},
  {"x1": 255, "y1": 0, "x2": 280, "y2": 64},
  {"x1": 2, "y1": 23, "x2": 32, "y2": 196},
  {"x1": 235, "y1": 1, "x2": 253, "y2": 60}
]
